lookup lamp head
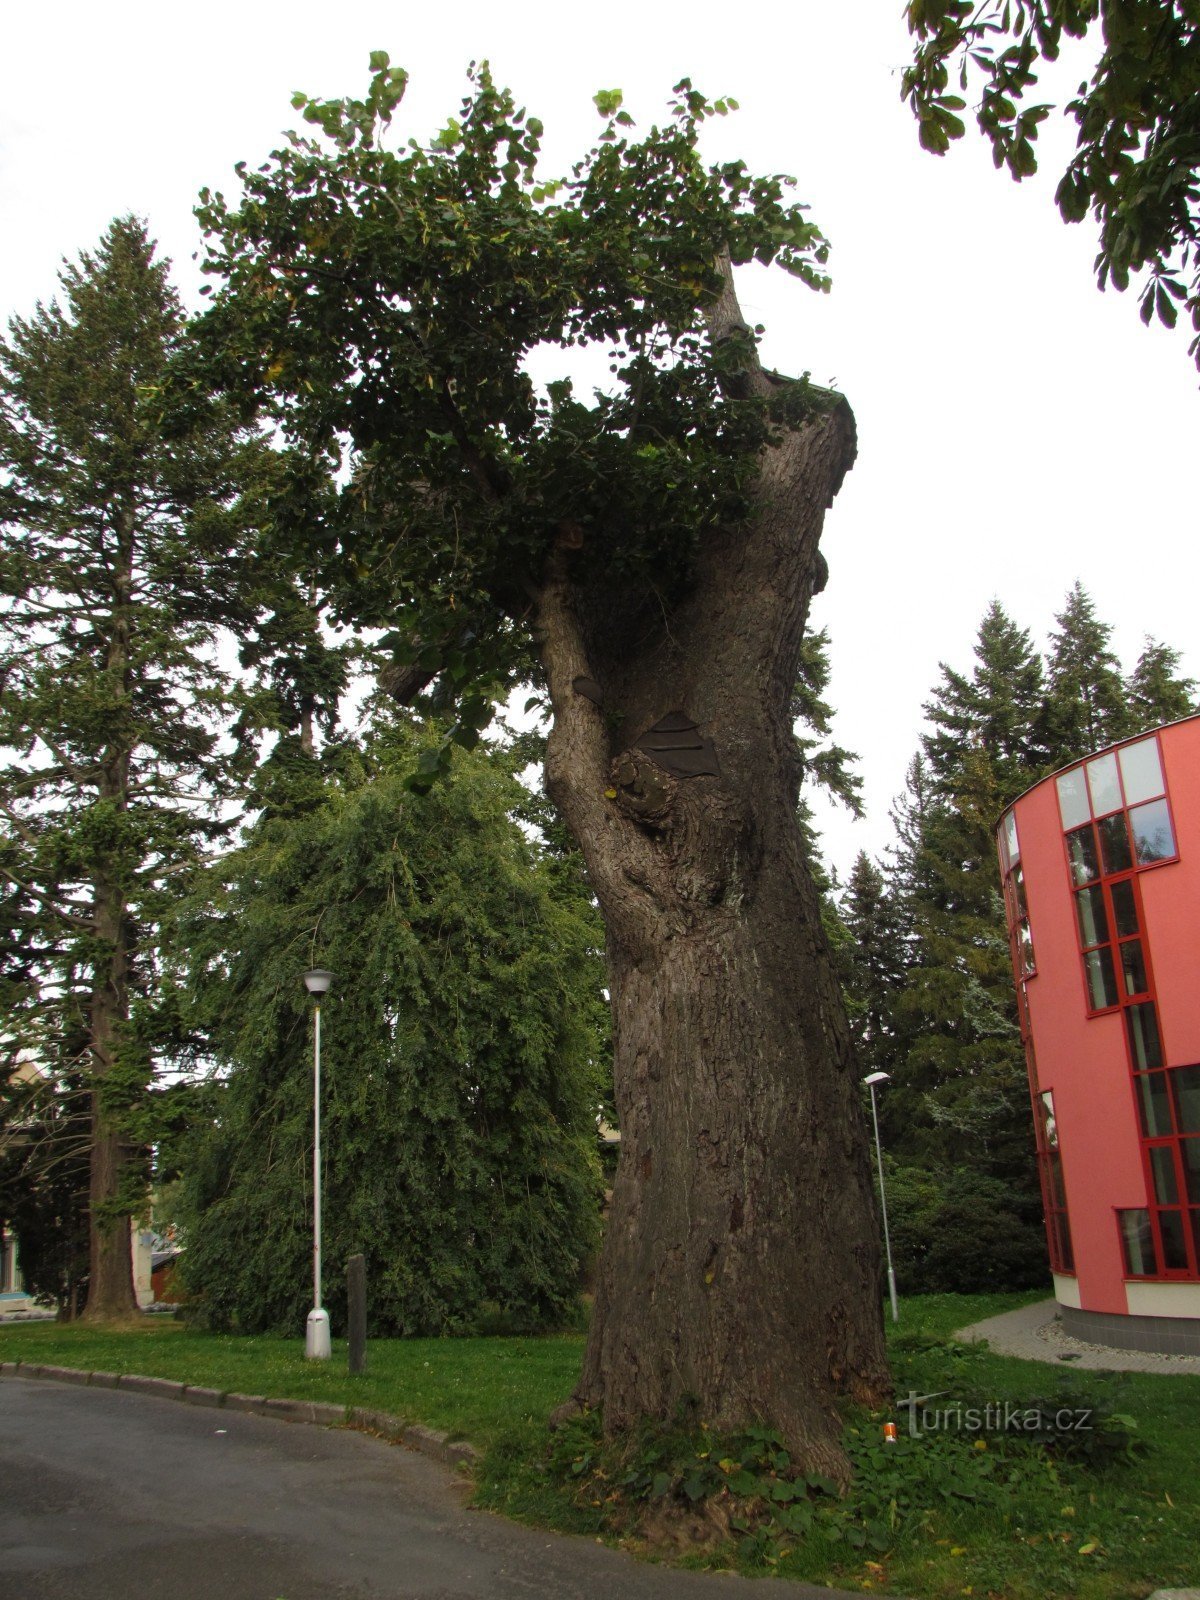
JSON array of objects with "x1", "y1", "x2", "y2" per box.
[
  {"x1": 863, "y1": 1071, "x2": 891, "y2": 1087},
  {"x1": 302, "y1": 968, "x2": 335, "y2": 998}
]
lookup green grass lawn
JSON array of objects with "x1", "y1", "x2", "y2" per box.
[
  {"x1": 2, "y1": 1293, "x2": 1197, "y2": 1600},
  {"x1": 0, "y1": 1316, "x2": 582, "y2": 1453}
]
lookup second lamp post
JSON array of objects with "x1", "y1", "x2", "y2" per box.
[
  {"x1": 864, "y1": 1070, "x2": 899, "y2": 1323},
  {"x1": 302, "y1": 967, "x2": 335, "y2": 1359}
]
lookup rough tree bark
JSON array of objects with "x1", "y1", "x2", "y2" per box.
[
  {"x1": 534, "y1": 267, "x2": 890, "y2": 1478},
  {"x1": 81, "y1": 876, "x2": 138, "y2": 1321},
  {"x1": 81, "y1": 508, "x2": 140, "y2": 1323}
]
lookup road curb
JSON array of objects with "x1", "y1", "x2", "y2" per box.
[{"x1": 0, "y1": 1359, "x2": 480, "y2": 1468}]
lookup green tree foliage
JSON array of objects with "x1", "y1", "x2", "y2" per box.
[
  {"x1": 1127, "y1": 636, "x2": 1198, "y2": 728},
  {"x1": 0, "y1": 219, "x2": 266, "y2": 1318},
  {"x1": 1045, "y1": 581, "x2": 1131, "y2": 760},
  {"x1": 895, "y1": 606, "x2": 1040, "y2": 1173},
  {"x1": 839, "y1": 852, "x2": 908, "y2": 1082},
  {"x1": 903, "y1": 1, "x2": 1200, "y2": 363},
  {"x1": 882, "y1": 1159, "x2": 1049, "y2": 1294},
  {"x1": 193, "y1": 58, "x2": 836, "y2": 768},
  {"x1": 176, "y1": 725, "x2": 606, "y2": 1336},
  {"x1": 858, "y1": 586, "x2": 1197, "y2": 1292},
  {"x1": 922, "y1": 602, "x2": 1051, "y2": 795}
]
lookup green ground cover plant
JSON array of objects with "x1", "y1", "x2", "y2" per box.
[{"x1": 3, "y1": 1292, "x2": 1197, "y2": 1599}]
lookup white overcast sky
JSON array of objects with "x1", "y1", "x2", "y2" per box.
[{"x1": 3, "y1": 1, "x2": 1197, "y2": 877}]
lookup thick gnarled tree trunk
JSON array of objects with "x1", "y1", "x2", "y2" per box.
[{"x1": 535, "y1": 285, "x2": 889, "y2": 1476}]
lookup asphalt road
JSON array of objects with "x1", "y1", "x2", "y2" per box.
[{"x1": 0, "y1": 1377, "x2": 878, "y2": 1599}]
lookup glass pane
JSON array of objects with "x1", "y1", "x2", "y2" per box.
[
  {"x1": 1019, "y1": 923, "x2": 1036, "y2": 975},
  {"x1": 1136, "y1": 1071, "x2": 1172, "y2": 1136},
  {"x1": 1013, "y1": 866, "x2": 1028, "y2": 918},
  {"x1": 1075, "y1": 886, "x2": 1108, "y2": 947},
  {"x1": 1110, "y1": 879, "x2": 1139, "y2": 937},
  {"x1": 1087, "y1": 751, "x2": 1122, "y2": 815},
  {"x1": 1130, "y1": 798, "x2": 1176, "y2": 865},
  {"x1": 1040, "y1": 1090, "x2": 1058, "y2": 1149},
  {"x1": 1150, "y1": 1145, "x2": 1179, "y2": 1204},
  {"x1": 1128, "y1": 1004, "x2": 1163, "y2": 1071},
  {"x1": 1121, "y1": 940, "x2": 1148, "y2": 997},
  {"x1": 1098, "y1": 812, "x2": 1133, "y2": 874},
  {"x1": 1058, "y1": 1212, "x2": 1074, "y2": 1272},
  {"x1": 1056, "y1": 767, "x2": 1091, "y2": 829},
  {"x1": 1003, "y1": 810, "x2": 1020, "y2": 867},
  {"x1": 1191, "y1": 1211, "x2": 1200, "y2": 1268},
  {"x1": 1171, "y1": 1065, "x2": 1200, "y2": 1135},
  {"x1": 1119, "y1": 736, "x2": 1165, "y2": 804},
  {"x1": 1119, "y1": 1208, "x2": 1157, "y2": 1275},
  {"x1": 1066, "y1": 826, "x2": 1099, "y2": 886},
  {"x1": 1181, "y1": 1139, "x2": 1200, "y2": 1204},
  {"x1": 1048, "y1": 1150, "x2": 1067, "y2": 1208},
  {"x1": 1159, "y1": 1209, "x2": 1188, "y2": 1270},
  {"x1": 1085, "y1": 947, "x2": 1119, "y2": 1009}
]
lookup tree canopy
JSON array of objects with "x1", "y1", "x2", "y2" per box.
[
  {"x1": 0, "y1": 218, "x2": 265, "y2": 1317},
  {"x1": 903, "y1": 1, "x2": 1200, "y2": 363},
  {"x1": 194, "y1": 57, "x2": 837, "y2": 763},
  {"x1": 176, "y1": 723, "x2": 607, "y2": 1337}
]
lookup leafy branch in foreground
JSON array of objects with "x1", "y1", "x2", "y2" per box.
[{"x1": 903, "y1": 1, "x2": 1200, "y2": 364}]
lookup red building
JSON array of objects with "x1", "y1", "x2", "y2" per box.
[{"x1": 998, "y1": 716, "x2": 1200, "y2": 1352}]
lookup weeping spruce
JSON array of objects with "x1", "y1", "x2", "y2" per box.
[{"x1": 177, "y1": 729, "x2": 607, "y2": 1336}]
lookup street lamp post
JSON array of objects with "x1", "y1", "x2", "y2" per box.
[
  {"x1": 864, "y1": 1071, "x2": 899, "y2": 1323},
  {"x1": 302, "y1": 968, "x2": 335, "y2": 1359}
]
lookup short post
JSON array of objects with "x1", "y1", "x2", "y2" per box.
[{"x1": 347, "y1": 1253, "x2": 366, "y2": 1375}]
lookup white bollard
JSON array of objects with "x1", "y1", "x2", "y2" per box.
[{"x1": 306, "y1": 1307, "x2": 331, "y2": 1360}]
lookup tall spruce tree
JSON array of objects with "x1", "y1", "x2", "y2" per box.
[
  {"x1": 175, "y1": 723, "x2": 606, "y2": 1336},
  {"x1": 0, "y1": 219, "x2": 264, "y2": 1320},
  {"x1": 1126, "y1": 639, "x2": 1197, "y2": 731},
  {"x1": 1045, "y1": 583, "x2": 1132, "y2": 761},
  {"x1": 890, "y1": 607, "x2": 1046, "y2": 1245},
  {"x1": 839, "y1": 852, "x2": 907, "y2": 1085},
  {"x1": 923, "y1": 601, "x2": 1051, "y2": 795}
]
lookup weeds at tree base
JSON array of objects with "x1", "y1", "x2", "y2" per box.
[{"x1": 532, "y1": 1377, "x2": 1143, "y2": 1572}]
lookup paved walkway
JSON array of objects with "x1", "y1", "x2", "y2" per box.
[{"x1": 956, "y1": 1298, "x2": 1200, "y2": 1374}]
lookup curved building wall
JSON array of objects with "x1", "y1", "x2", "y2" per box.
[{"x1": 999, "y1": 715, "x2": 1200, "y2": 1352}]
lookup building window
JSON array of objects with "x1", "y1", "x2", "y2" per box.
[
  {"x1": 1119, "y1": 1208, "x2": 1158, "y2": 1276},
  {"x1": 1054, "y1": 734, "x2": 1175, "y2": 1024},
  {"x1": 1126, "y1": 1064, "x2": 1200, "y2": 1278},
  {"x1": 1036, "y1": 1087, "x2": 1074, "y2": 1273},
  {"x1": 999, "y1": 810, "x2": 1036, "y2": 976}
]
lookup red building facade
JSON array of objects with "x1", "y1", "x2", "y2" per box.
[{"x1": 999, "y1": 716, "x2": 1200, "y2": 1353}]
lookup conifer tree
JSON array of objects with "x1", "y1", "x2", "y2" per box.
[
  {"x1": 923, "y1": 601, "x2": 1050, "y2": 795},
  {"x1": 890, "y1": 609, "x2": 1046, "y2": 1238},
  {"x1": 1045, "y1": 583, "x2": 1132, "y2": 761},
  {"x1": 176, "y1": 724, "x2": 606, "y2": 1336},
  {"x1": 1126, "y1": 639, "x2": 1197, "y2": 732},
  {"x1": 839, "y1": 852, "x2": 907, "y2": 1084},
  {"x1": 0, "y1": 219, "x2": 264, "y2": 1320}
]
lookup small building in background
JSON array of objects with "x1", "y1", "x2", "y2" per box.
[{"x1": 998, "y1": 716, "x2": 1200, "y2": 1353}]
